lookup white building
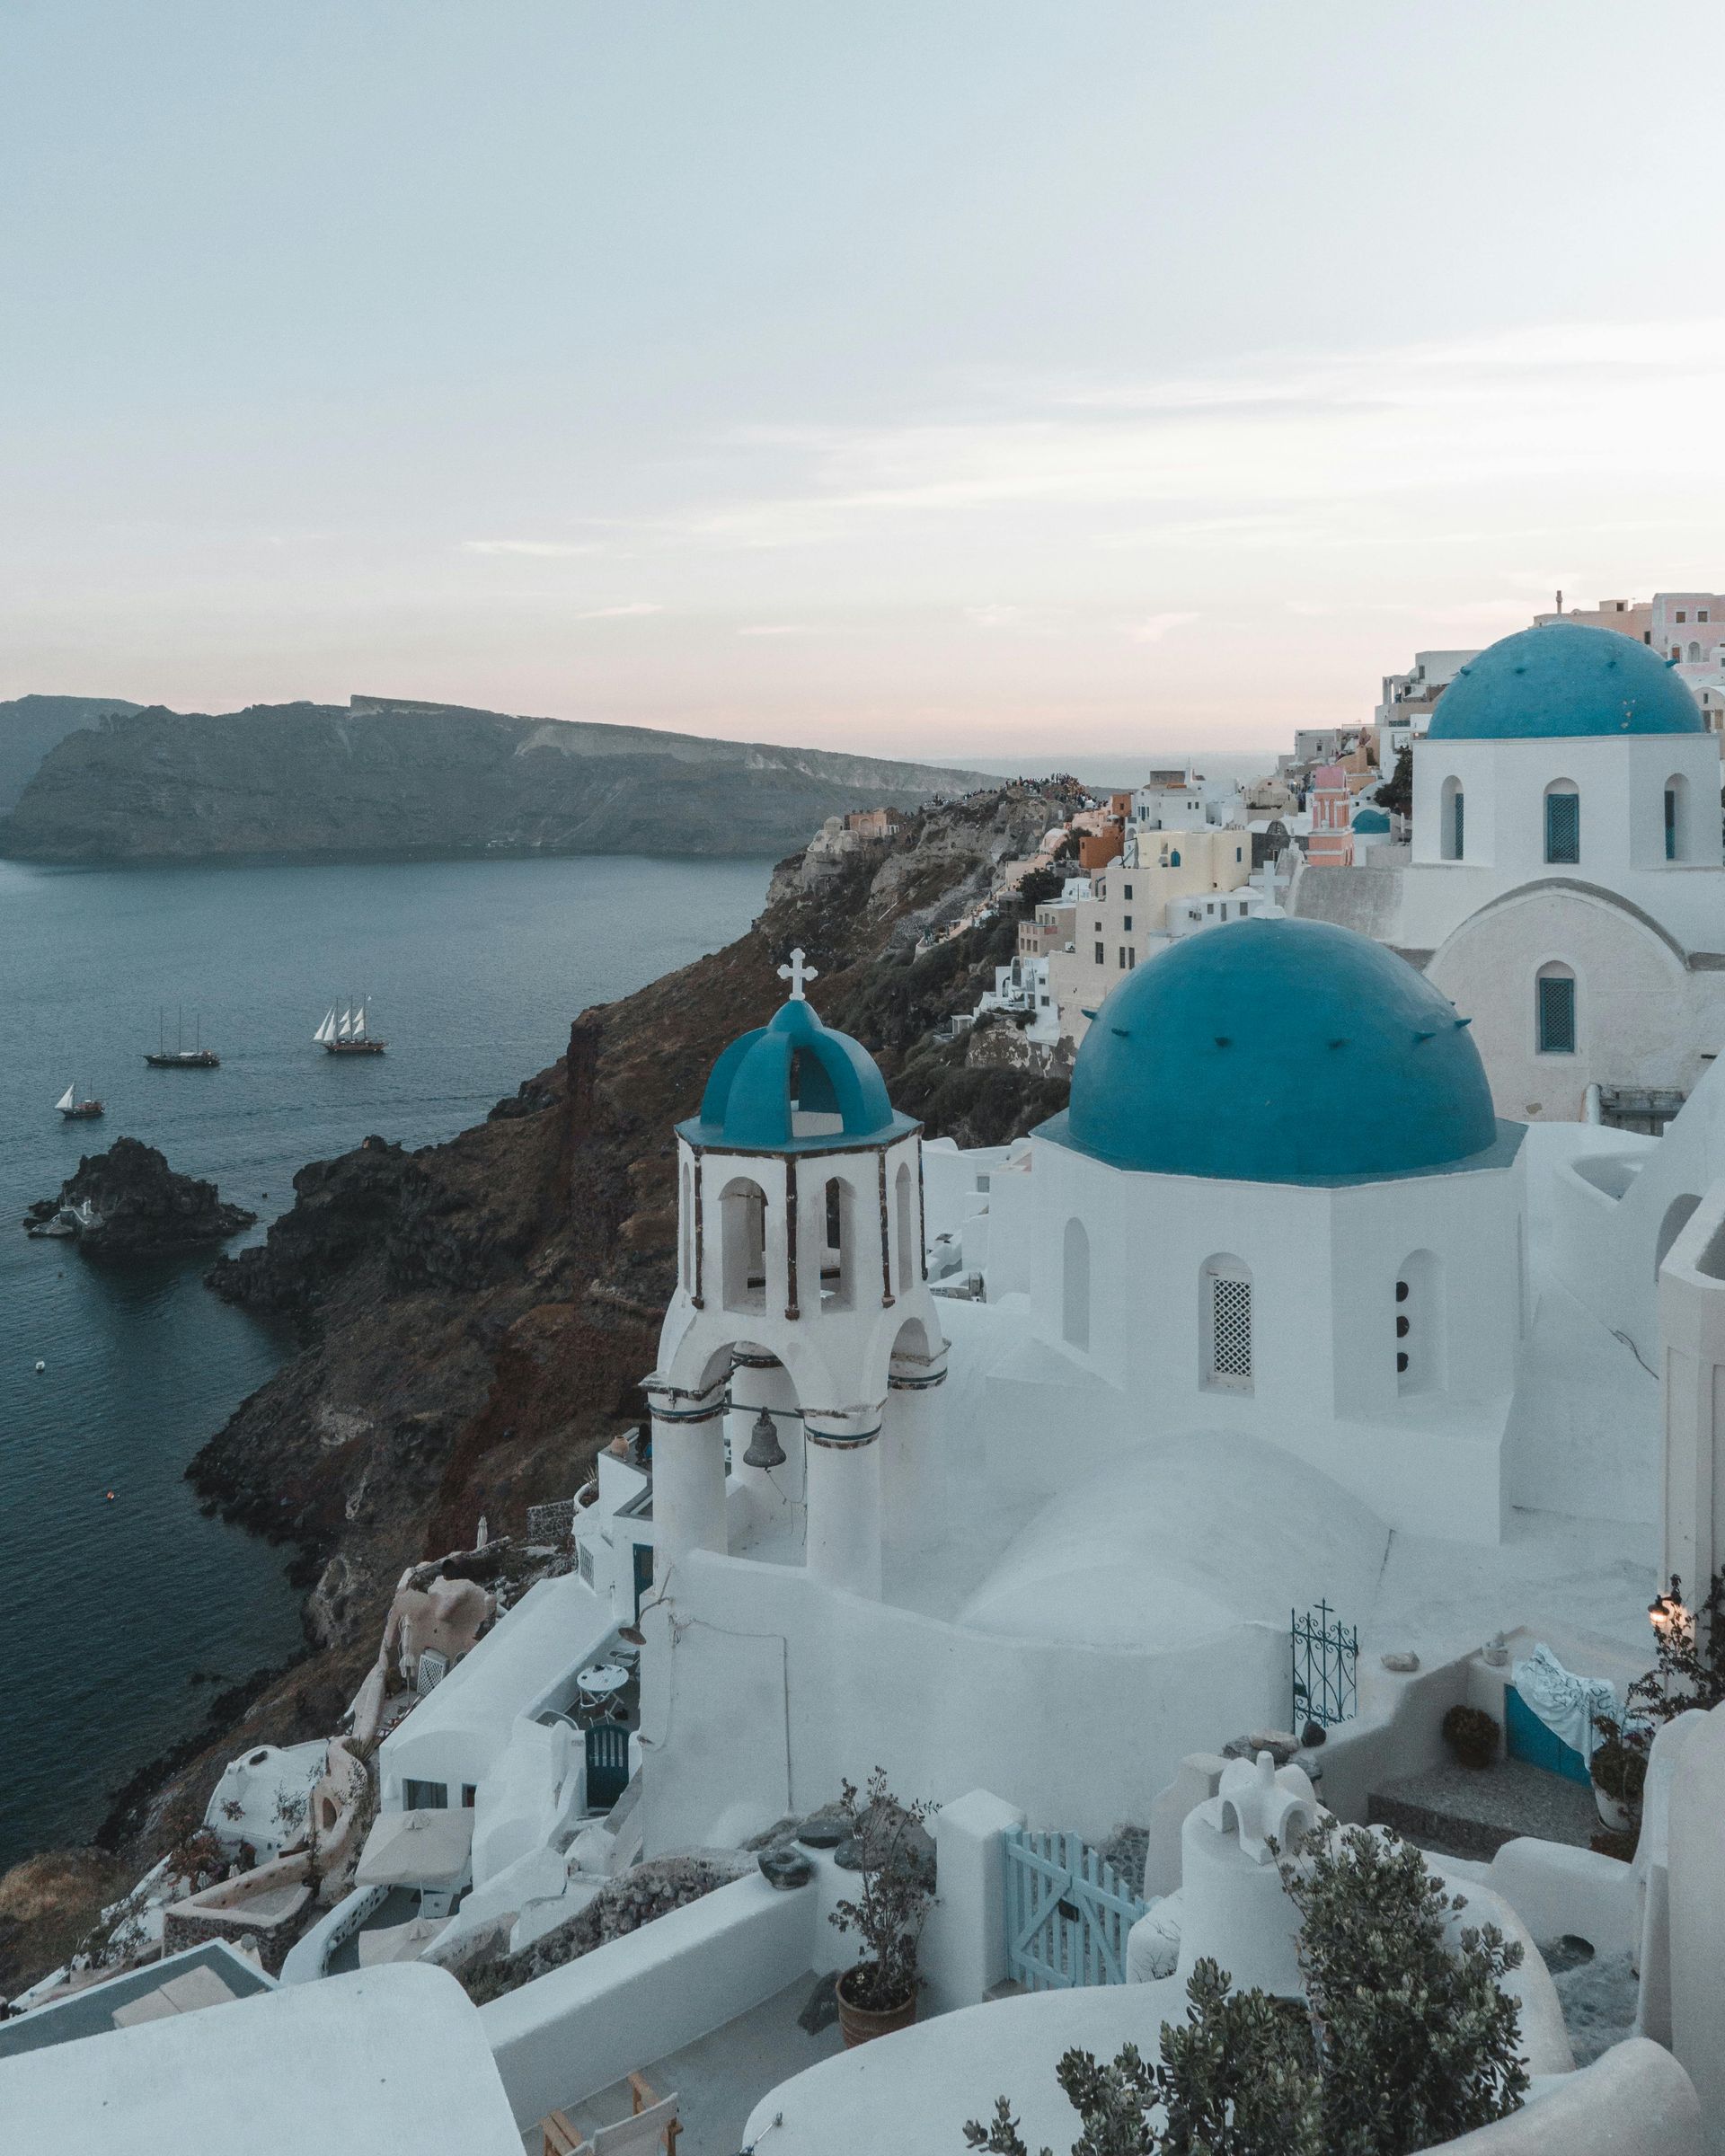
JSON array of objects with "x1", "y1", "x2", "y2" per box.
[
  {"x1": 577, "y1": 915, "x2": 1669, "y2": 1862},
  {"x1": 1295, "y1": 620, "x2": 1725, "y2": 1124},
  {"x1": 992, "y1": 915, "x2": 1527, "y2": 1543},
  {"x1": 1375, "y1": 648, "x2": 1481, "y2": 755}
]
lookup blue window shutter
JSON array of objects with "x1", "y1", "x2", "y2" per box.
[
  {"x1": 1545, "y1": 791, "x2": 1579, "y2": 864},
  {"x1": 1537, "y1": 975, "x2": 1576, "y2": 1054}
]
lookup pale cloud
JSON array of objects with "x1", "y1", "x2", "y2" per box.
[
  {"x1": 573, "y1": 602, "x2": 662, "y2": 621},
  {"x1": 462, "y1": 539, "x2": 608, "y2": 559},
  {"x1": 636, "y1": 319, "x2": 1725, "y2": 556},
  {"x1": 737, "y1": 623, "x2": 820, "y2": 637},
  {"x1": 1123, "y1": 611, "x2": 1199, "y2": 644}
]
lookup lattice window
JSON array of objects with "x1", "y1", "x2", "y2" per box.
[
  {"x1": 1537, "y1": 973, "x2": 1576, "y2": 1055},
  {"x1": 1209, "y1": 1273, "x2": 1252, "y2": 1386},
  {"x1": 1545, "y1": 790, "x2": 1580, "y2": 864}
]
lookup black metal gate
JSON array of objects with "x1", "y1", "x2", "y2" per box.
[{"x1": 1291, "y1": 1599, "x2": 1358, "y2": 1728}]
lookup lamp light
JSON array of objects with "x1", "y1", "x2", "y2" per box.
[
  {"x1": 743, "y1": 1408, "x2": 786, "y2": 1472},
  {"x1": 1649, "y1": 1590, "x2": 1688, "y2": 1639}
]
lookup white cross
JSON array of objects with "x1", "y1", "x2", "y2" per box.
[{"x1": 777, "y1": 948, "x2": 818, "y2": 1001}]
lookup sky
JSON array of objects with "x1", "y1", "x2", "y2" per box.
[{"x1": 4, "y1": 0, "x2": 1725, "y2": 766}]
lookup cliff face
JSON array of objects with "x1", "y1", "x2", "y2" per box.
[
  {"x1": 0, "y1": 697, "x2": 995, "y2": 862},
  {"x1": 0, "y1": 694, "x2": 141, "y2": 813},
  {"x1": 26, "y1": 1138, "x2": 256, "y2": 1257},
  {"x1": 0, "y1": 785, "x2": 1077, "y2": 1985}
]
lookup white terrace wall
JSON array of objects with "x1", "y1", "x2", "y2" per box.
[
  {"x1": 638, "y1": 1549, "x2": 1284, "y2": 1854},
  {"x1": 479, "y1": 1870, "x2": 815, "y2": 2129}
]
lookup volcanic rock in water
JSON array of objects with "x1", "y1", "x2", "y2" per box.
[{"x1": 26, "y1": 1137, "x2": 256, "y2": 1259}]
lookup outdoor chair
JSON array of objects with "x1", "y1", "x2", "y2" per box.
[{"x1": 540, "y1": 2074, "x2": 680, "y2": 2155}]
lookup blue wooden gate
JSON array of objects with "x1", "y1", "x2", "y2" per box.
[
  {"x1": 1004, "y1": 1829, "x2": 1146, "y2": 1991},
  {"x1": 585, "y1": 1722, "x2": 631, "y2": 1812}
]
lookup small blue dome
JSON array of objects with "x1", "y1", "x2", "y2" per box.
[
  {"x1": 1427, "y1": 622, "x2": 1703, "y2": 742},
  {"x1": 1351, "y1": 807, "x2": 1391, "y2": 834},
  {"x1": 680, "y1": 997, "x2": 913, "y2": 1153},
  {"x1": 1041, "y1": 918, "x2": 1502, "y2": 1183}
]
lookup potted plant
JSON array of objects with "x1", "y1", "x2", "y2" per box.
[
  {"x1": 1588, "y1": 1716, "x2": 1648, "y2": 1833},
  {"x1": 1441, "y1": 1703, "x2": 1499, "y2": 1771},
  {"x1": 827, "y1": 1769, "x2": 934, "y2": 2047}
]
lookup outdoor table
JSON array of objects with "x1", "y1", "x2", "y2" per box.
[{"x1": 577, "y1": 1662, "x2": 630, "y2": 1698}]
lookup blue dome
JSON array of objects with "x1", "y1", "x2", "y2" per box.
[
  {"x1": 1041, "y1": 919, "x2": 1503, "y2": 1183},
  {"x1": 1427, "y1": 622, "x2": 1703, "y2": 742},
  {"x1": 1351, "y1": 807, "x2": 1391, "y2": 834},
  {"x1": 679, "y1": 996, "x2": 913, "y2": 1153}
]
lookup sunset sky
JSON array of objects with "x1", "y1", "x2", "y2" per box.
[{"x1": 5, "y1": 0, "x2": 1724, "y2": 765}]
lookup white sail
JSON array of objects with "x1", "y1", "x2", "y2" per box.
[
  {"x1": 352, "y1": 1003, "x2": 367, "y2": 1040},
  {"x1": 314, "y1": 1009, "x2": 335, "y2": 1044},
  {"x1": 56, "y1": 1083, "x2": 75, "y2": 1111},
  {"x1": 338, "y1": 1007, "x2": 352, "y2": 1039}
]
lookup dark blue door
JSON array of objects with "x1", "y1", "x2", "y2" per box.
[{"x1": 586, "y1": 1722, "x2": 631, "y2": 1812}]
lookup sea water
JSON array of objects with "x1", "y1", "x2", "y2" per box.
[{"x1": 0, "y1": 853, "x2": 772, "y2": 1870}]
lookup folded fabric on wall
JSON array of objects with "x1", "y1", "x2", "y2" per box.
[{"x1": 1511, "y1": 1643, "x2": 1618, "y2": 1758}]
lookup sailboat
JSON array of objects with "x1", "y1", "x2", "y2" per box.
[
  {"x1": 316, "y1": 999, "x2": 386, "y2": 1055},
  {"x1": 55, "y1": 1081, "x2": 103, "y2": 1121},
  {"x1": 145, "y1": 1005, "x2": 220, "y2": 1068}
]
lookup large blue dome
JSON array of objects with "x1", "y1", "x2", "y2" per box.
[
  {"x1": 1041, "y1": 918, "x2": 1503, "y2": 1183},
  {"x1": 1427, "y1": 622, "x2": 1703, "y2": 742},
  {"x1": 679, "y1": 995, "x2": 913, "y2": 1153}
]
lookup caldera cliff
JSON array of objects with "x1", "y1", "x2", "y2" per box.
[
  {"x1": 0, "y1": 696, "x2": 995, "y2": 862},
  {"x1": 0, "y1": 784, "x2": 1075, "y2": 1991}
]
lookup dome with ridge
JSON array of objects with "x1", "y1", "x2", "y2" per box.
[
  {"x1": 1350, "y1": 807, "x2": 1392, "y2": 834},
  {"x1": 679, "y1": 994, "x2": 914, "y2": 1153},
  {"x1": 1039, "y1": 918, "x2": 1506, "y2": 1183},
  {"x1": 1426, "y1": 622, "x2": 1703, "y2": 742}
]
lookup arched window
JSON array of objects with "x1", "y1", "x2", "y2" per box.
[
  {"x1": 720, "y1": 1179, "x2": 769, "y2": 1312},
  {"x1": 1665, "y1": 774, "x2": 1688, "y2": 862},
  {"x1": 1535, "y1": 962, "x2": 1577, "y2": 1055},
  {"x1": 1544, "y1": 781, "x2": 1580, "y2": 865},
  {"x1": 894, "y1": 1161, "x2": 916, "y2": 1293},
  {"x1": 1689, "y1": 641, "x2": 1703, "y2": 663},
  {"x1": 1169, "y1": 849, "x2": 1181, "y2": 867},
  {"x1": 819, "y1": 1176, "x2": 854, "y2": 1310},
  {"x1": 1202, "y1": 1254, "x2": 1252, "y2": 1392},
  {"x1": 1440, "y1": 775, "x2": 1464, "y2": 862},
  {"x1": 1061, "y1": 1218, "x2": 1090, "y2": 1350},
  {"x1": 1394, "y1": 1250, "x2": 1446, "y2": 1395},
  {"x1": 1656, "y1": 1194, "x2": 1702, "y2": 1279}
]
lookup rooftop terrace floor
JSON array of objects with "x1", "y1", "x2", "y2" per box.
[{"x1": 522, "y1": 1976, "x2": 842, "y2": 2156}]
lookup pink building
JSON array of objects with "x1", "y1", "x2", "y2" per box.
[{"x1": 1305, "y1": 764, "x2": 1353, "y2": 867}]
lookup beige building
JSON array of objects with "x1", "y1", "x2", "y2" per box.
[{"x1": 1048, "y1": 826, "x2": 1253, "y2": 1045}]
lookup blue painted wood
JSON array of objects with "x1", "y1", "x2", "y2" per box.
[
  {"x1": 585, "y1": 1721, "x2": 632, "y2": 1811},
  {"x1": 1504, "y1": 1684, "x2": 1591, "y2": 1786},
  {"x1": 1004, "y1": 1828, "x2": 1146, "y2": 1992}
]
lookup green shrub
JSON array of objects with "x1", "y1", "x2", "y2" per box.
[{"x1": 963, "y1": 1823, "x2": 1526, "y2": 2156}]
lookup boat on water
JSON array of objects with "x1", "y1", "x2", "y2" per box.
[
  {"x1": 145, "y1": 1005, "x2": 220, "y2": 1069},
  {"x1": 314, "y1": 1001, "x2": 387, "y2": 1056},
  {"x1": 55, "y1": 1082, "x2": 103, "y2": 1121}
]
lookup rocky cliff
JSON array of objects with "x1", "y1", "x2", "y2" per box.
[
  {"x1": 0, "y1": 785, "x2": 1075, "y2": 1991},
  {"x1": 0, "y1": 696, "x2": 995, "y2": 862},
  {"x1": 24, "y1": 1138, "x2": 256, "y2": 1258},
  {"x1": 0, "y1": 694, "x2": 141, "y2": 813}
]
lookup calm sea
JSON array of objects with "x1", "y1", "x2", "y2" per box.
[{"x1": 0, "y1": 853, "x2": 772, "y2": 1872}]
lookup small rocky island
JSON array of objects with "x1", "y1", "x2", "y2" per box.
[{"x1": 24, "y1": 1136, "x2": 256, "y2": 1259}]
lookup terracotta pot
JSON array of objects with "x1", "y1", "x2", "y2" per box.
[
  {"x1": 835, "y1": 1966, "x2": 916, "y2": 2048},
  {"x1": 1592, "y1": 1780, "x2": 1636, "y2": 1833}
]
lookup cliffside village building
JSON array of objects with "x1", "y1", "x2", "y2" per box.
[{"x1": 17, "y1": 606, "x2": 1725, "y2": 2156}]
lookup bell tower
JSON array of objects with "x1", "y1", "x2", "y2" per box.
[{"x1": 643, "y1": 954, "x2": 947, "y2": 1600}]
